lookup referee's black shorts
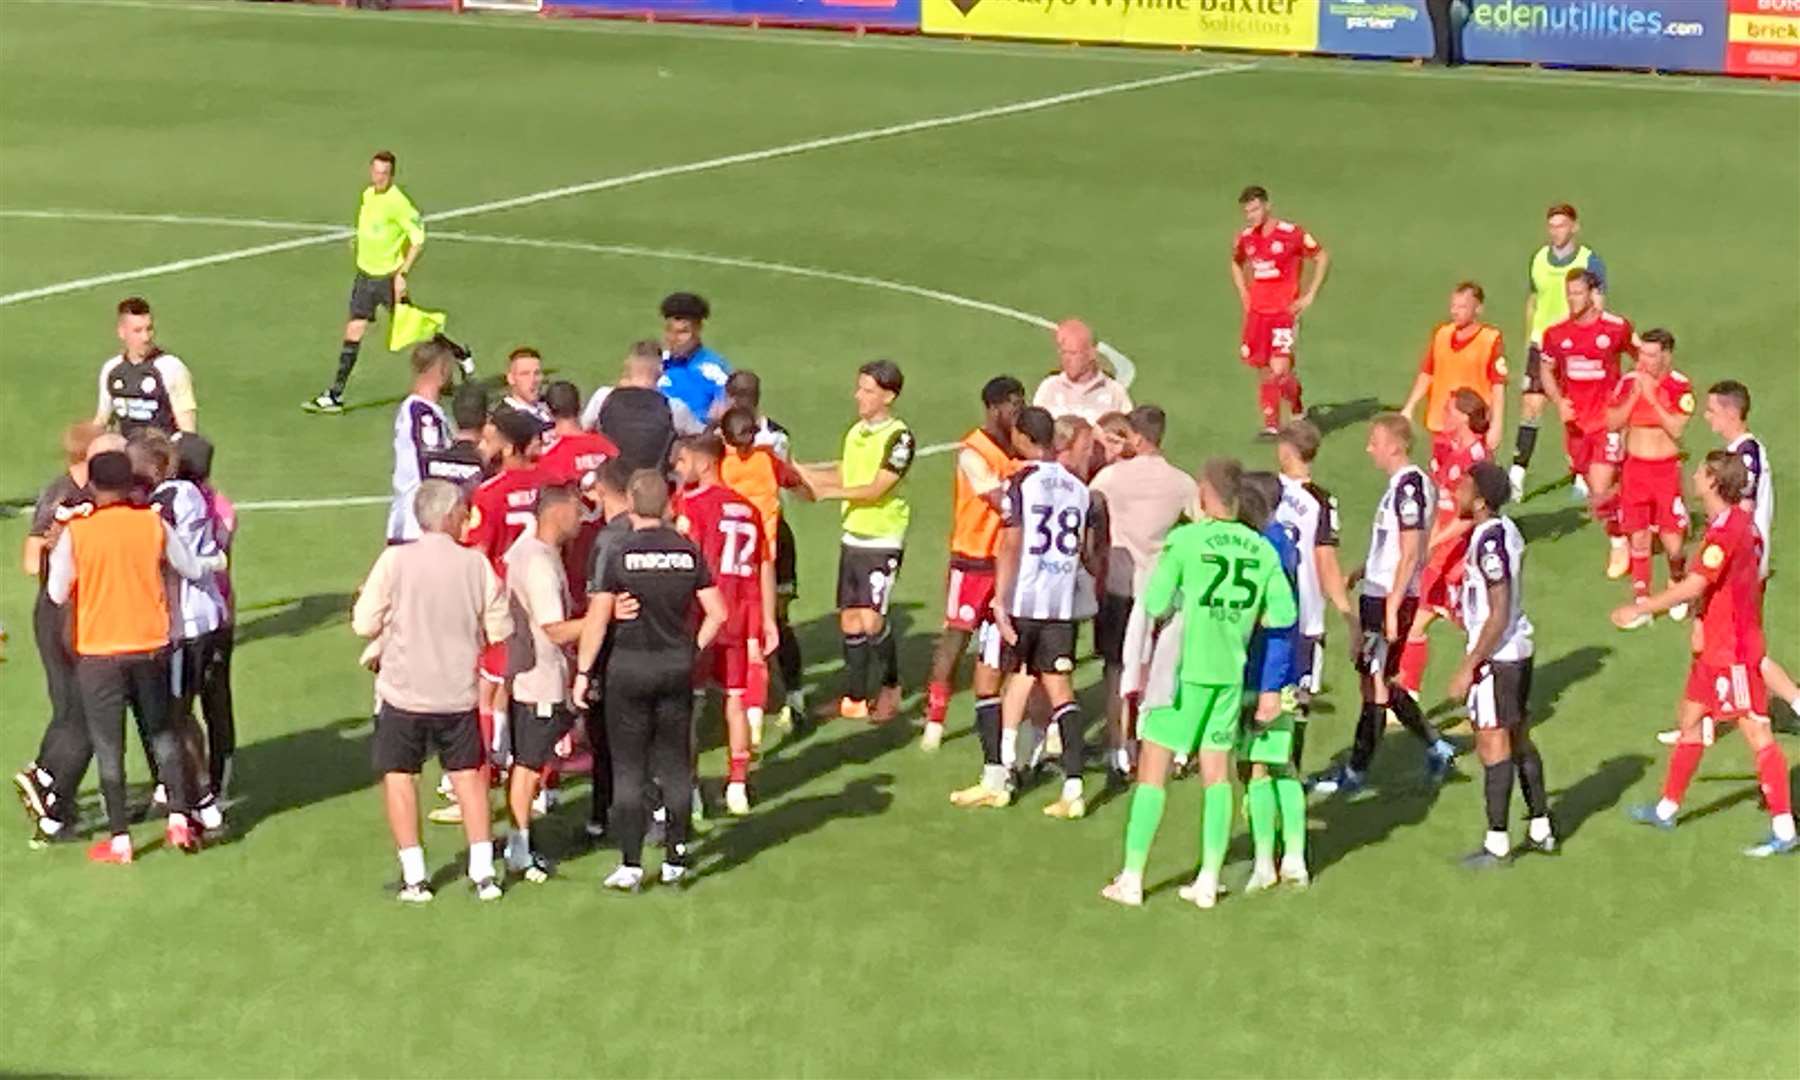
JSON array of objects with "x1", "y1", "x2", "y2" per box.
[{"x1": 348, "y1": 271, "x2": 397, "y2": 321}]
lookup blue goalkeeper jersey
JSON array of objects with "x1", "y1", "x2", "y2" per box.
[{"x1": 1245, "y1": 521, "x2": 1301, "y2": 693}]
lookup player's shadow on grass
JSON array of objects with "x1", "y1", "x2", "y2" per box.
[
  {"x1": 695, "y1": 773, "x2": 894, "y2": 881},
  {"x1": 1551, "y1": 752, "x2": 1651, "y2": 841},
  {"x1": 1529, "y1": 644, "x2": 1611, "y2": 729},
  {"x1": 225, "y1": 714, "x2": 375, "y2": 838},
  {"x1": 1306, "y1": 396, "x2": 1383, "y2": 437},
  {"x1": 235, "y1": 592, "x2": 353, "y2": 647},
  {"x1": 755, "y1": 717, "x2": 914, "y2": 802},
  {"x1": 1677, "y1": 763, "x2": 1797, "y2": 825},
  {"x1": 1305, "y1": 744, "x2": 1457, "y2": 877},
  {"x1": 1516, "y1": 504, "x2": 1590, "y2": 545}
]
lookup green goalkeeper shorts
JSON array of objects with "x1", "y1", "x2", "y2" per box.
[
  {"x1": 1239, "y1": 687, "x2": 1301, "y2": 765},
  {"x1": 1141, "y1": 682, "x2": 1242, "y2": 756}
]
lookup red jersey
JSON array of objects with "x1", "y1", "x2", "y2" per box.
[
  {"x1": 465, "y1": 464, "x2": 546, "y2": 573},
  {"x1": 1693, "y1": 506, "x2": 1765, "y2": 667},
  {"x1": 537, "y1": 430, "x2": 618, "y2": 610},
  {"x1": 1232, "y1": 220, "x2": 1321, "y2": 315},
  {"x1": 673, "y1": 482, "x2": 764, "y2": 640},
  {"x1": 1608, "y1": 368, "x2": 1694, "y2": 442},
  {"x1": 1542, "y1": 310, "x2": 1635, "y2": 434},
  {"x1": 1429, "y1": 433, "x2": 1489, "y2": 518},
  {"x1": 537, "y1": 429, "x2": 618, "y2": 488}
]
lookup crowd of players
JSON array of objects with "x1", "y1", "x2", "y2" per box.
[{"x1": 12, "y1": 166, "x2": 1796, "y2": 905}]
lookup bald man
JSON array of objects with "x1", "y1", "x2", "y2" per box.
[
  {"x1": 584, "y1": 341, "x2": 681, "y2": 473},
  {"x1": 1033, "y1": 319, "x2": 1132, "y2": 425}
]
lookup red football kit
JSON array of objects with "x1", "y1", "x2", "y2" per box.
[
  {"x1": 1612, "y1": 369, "x2": 1694, "y2": 537},
  {"x1": 537, "y1": 429, "x2": 619, "y2": 613},
  {"x1": 1541, "y1": 309, "x2": 1635, "y2": 475},
  {"x1": 1419, "y1": 433, "x2": 1489, "y2": 614},
  {"x1": 1233, "y1": 219, "x2": 1320, "y2": 367},
  {"x1": 675, "y1": 482, "x2": 766, "y2": 694},
  {"x1": 466, "y1": 464, "x2": 546, "y2": 682},
  {"x1": 1685, "y1": 506, "x2": 1767, "y2": 718}
]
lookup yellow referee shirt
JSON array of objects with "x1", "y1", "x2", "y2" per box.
[{"x1": 355, "y1": 184, "x2": 424, "y2": 276}]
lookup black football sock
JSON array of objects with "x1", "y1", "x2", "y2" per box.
[
  {"x1": 975, "y1": 697, "x2": 1002, "y2": 766},
  {"x1": 331, "y1": 340, "x2": 361, "y2": 397},
  {"x1": 842, "y1": 633, "x2": 871, "y2": 703},
  {"x1": 1290, "y1": 716, "x2": 1308, "y2": 772},
  {"x1": 1388, "y1": 688, "x2": 1443, "y2": 747},
  {"x1": 1483, "y1": 758, "x2": 1516, "y2": 833},
  {"x1": 1512, "y1": 421, "x2": 1539, "y2": 470},
  {"x1": 1349, "y1": 703, "x2": 1383, "y2": 774},
  {"x1": 1053, "y1": 702, "x2": 1083, "y2": 779},
  {"x1": 775, "y1": 619, "x2": 802, "y2": 694},
  {"x1": 875, "y1": 626, "x2": 900, "y2": 689},
  {"x1": 1513, "y1": 741, "x2": 1550, "y2": 818}
]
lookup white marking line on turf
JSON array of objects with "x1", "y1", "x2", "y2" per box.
[
  {"x1": 0, "y1": 63, "x2": 1250, "y2": 308},
  {"x1": 12, "y1": 209, "x2": 1136, "y2": 512},
  {"x1": 22, "y1": 0, "x2": 1800, "y2": 98}
]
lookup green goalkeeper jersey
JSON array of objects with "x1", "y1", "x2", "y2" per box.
[{"x1": 1142, "y1": 518, "x2": 1296, "y2": 685}]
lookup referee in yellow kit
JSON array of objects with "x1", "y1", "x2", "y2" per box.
[{"x1": 305, "y1": 151, "x2": 472, "y2": 414}]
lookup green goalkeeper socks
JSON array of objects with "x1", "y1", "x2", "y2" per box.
[
  {"x1": 1275, "y1": 775, "x2": 1307, "y2": 863},
  {"x1": 1201, "y1": 782, "x2": 1232, "y2": 877},
  {"x1": 1122, "y1": 783, "x2": 1167, "y2": 876},
  {"x1": 1246, "y1": 777, "x2": 1277, "y2": 864}
]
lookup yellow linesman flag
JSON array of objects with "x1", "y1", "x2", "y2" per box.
[{"x1": 388, "y1": 301, "x2": 447, "y2": 352}]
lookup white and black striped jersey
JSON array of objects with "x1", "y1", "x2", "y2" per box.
[
  {"x1": 1276, "y1": 473, "x2": 1340, "y2": 637},
  {"x1": 1728, "y1": 432, "x2": 1773, "y2": 580},
  {"x1": 1000, "y1": 460, "x2": 1093, "y2": 621},
  {"x1": 753, "y1": 415, "x2": 792, "y2": 462},
  {"x1": 1363, "y1": 464, "x2": 1433, "y2": 599},
  {"x1": 1460, "y1": 515, "x2": 1533, "y2": 662},
  {"x1": 389, "y1": 393, "x2": 451, "y2": 543}
]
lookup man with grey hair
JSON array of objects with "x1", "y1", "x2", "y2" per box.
[{"x1": 353, "y1": 479, "x2": 513, "y2": 903}]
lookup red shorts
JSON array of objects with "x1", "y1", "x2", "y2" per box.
[
  {"x1": 479, "y1": 641, "x2": 507, "y2": 685},
  {"x1": 1420, "y1": 535, "x2": 1469, "y2": 617},
  {"x1": 1239, "y1": 309, "x2": 1297, "y2": 369},
  {"x1": 943, "y1": 565, "x2": 997, "y2": 632},
  {"x1": 1619, "y1": 456, "x2": 1687, "y2": 536},
  {"x1": 1685, "y1": 659, "x2": 1768, "y2": 720},
  {"x1": 1564, "y1": 425, "x2": 1623, "y2": 476},
  {"x1": 700, "y1": 641, "x2": 753, "y2": 695}
]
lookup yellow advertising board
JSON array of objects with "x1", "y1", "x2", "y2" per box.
[{"x1": 921, "y1": 0, "x2": 1319, "y2": 51}]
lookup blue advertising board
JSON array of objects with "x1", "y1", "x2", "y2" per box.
[
  {"x1": 1461, "y1": 0, "x2": 1728, "y2": 71},
  {"x1": 550, "y1": 0, "x2": 920, "y2": 28},
  {"x1": 1317, "y1": 0, "x2": 1435, "y2": 57}
]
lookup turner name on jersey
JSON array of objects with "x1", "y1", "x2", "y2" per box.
[{"x1": 1000, "y1": 460, "x2": 1093, "y2": 621}]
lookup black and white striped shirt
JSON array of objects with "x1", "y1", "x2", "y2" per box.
[
  {"x1": 1000, "y1": 461, "x2": 1093, "y2": 621},
  {"x1": 1728, "y1": 432, "x2": 1773, "y2": 580},
  {"x1": 1276, "y1": 473, "x2": 1340, "y2": 637},
  {"x1": 1364, "y1": 464, "x2": 1433, "y2": 599}
]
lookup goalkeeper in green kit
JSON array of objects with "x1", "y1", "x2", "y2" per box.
[{"x1": 1101, "y1": 458, "x2": 1297, "y2": 910}]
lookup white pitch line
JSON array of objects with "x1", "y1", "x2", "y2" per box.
[
  {"x1": 0, "y1": 63, "x2": 1249, "y2": 308},
  {"x1": 11, "y1": 209, "x2": 1137, "y2": 512}
]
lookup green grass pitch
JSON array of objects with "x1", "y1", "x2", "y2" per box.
[{"x1": 1, "y1": 3, "x2": 1796, "y2": 1076}]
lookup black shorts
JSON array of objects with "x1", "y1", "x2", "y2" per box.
[
  {"x1": 1355, "y1": 594, "x2": 1417, "y2": 681},
  {"x1": 775, "y1": 516, "x2": 798, "y2": 598},
  {"x1": 1523, "y1": 344, "x2": 1546, "y2": 396},
  {"x1": 348, "y1": 270, "x2": 397, "y2": 321},
  {"x1": 1094, "y1": 591, "x2": 1131, "y2": 666},
  {"x1": 837, "y1": 543, "x2": 902, "y2": 614},
  {"x1": 510, "y1": 699, "x2": 574, "y2": 770},
  {"x1": 372, "y1": 704, "x2": 482, "y2": 775},
  {"x1": 1468, "y1": 658, "x2": 1533, "y2": 731},
  {"x1": 1003, "y1": 617, "x2": 1078, "y2": 678}
]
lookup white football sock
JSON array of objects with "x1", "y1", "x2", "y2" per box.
[
  {"x1": 1484, "y1": 830, "x2": 1510, "y2": 857},
  {"x1": 999, "y1": 728, "x2": 1019, "y2": 769},
  {"x1": 1655, "y1": 798, "x2": 1680, "y2": 821},
  {"x1": 1061, "y1": 777, "x2": 1083, "y2": 803},
  {"x1": 467, "y1": 840, "x2": 495, "y2": 882},
  {"x1": 1528, "y1": 816, "x2": 1553, "y2": 843},
  {"x1": 398, "y1": 845, "x2": 426, "y2": 886},
  {"x1": 1773, "y1": 814, "x2": 1797, "y2": 843}
]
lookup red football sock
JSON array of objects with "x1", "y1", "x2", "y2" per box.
[
  {"x1": 1397, "y1": 636, "x2": 1429, "y2": 696},
  {"x1": 1282, "y1": 373, "x2": 1304, "y2": 415},
  {"x1": 1595, "y1": 492, "x2": 1622, "y2": 537},
  {"x1": 1256, "y1": 380, "x2": 1279, "y2": 431},
  {"x1": 745, "y1": 658, "x2": 769, "y2": 713},
  {"x1": 1630, "y1": 551, "x2": 1652, "y2": 599},
  {"x1": 1755, "y1": 743, "x2": 1792, "y2": 817},
  {"x1": 540, "y1": 764, "x2": 559, "y2": 792},
  {"x1": 1125, "y1": 693, "x2": 1139, "y2": 742},
  {"x1": 926, "y1": 681, "x2": 951, "y2": 724},
  {"x1": 728, "y1": 752, "x2": 751, "y2": 785},
  {"x1": 1666, "y1": 551, "x2": 1686, "y2": 584},
  {"x1": 1662, "y1": 740, "x2": 1705, "y2": 806}
]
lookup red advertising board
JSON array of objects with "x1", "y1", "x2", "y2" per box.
[{"x1": 1727, "y1": 0, "x2": 1800, "y2": 77}]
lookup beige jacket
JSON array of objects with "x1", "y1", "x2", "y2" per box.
[{"x1": 352, "y1": 533, "x2": 512, "y2": 713}]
